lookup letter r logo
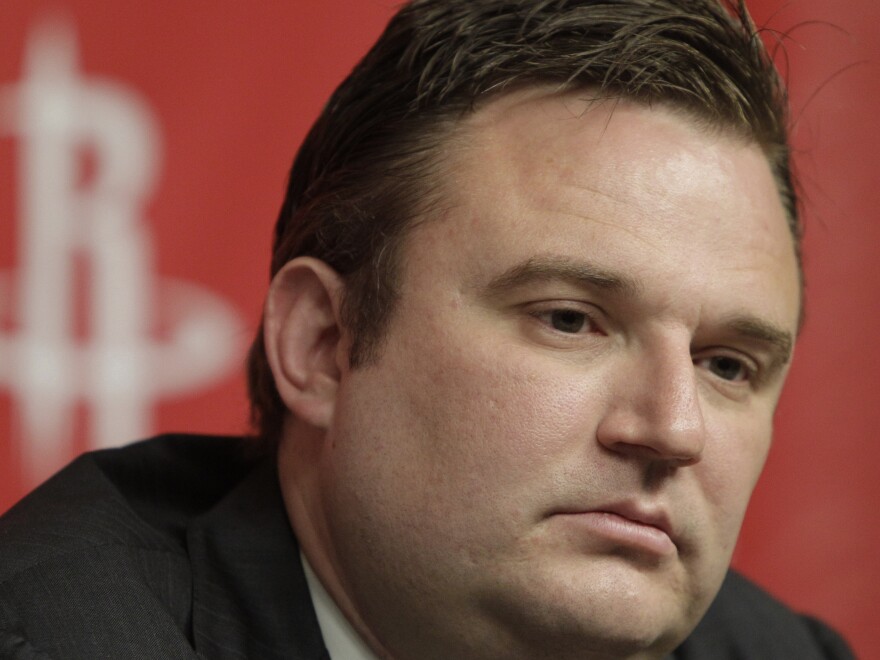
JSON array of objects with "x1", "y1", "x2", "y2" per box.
[{"x1": 0, "y1": 19, "x2": 244, "y2": 483}]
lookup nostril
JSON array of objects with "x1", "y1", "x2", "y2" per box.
[{"x1": 595, "y1": 390, "x2": 706, "y2": 463}]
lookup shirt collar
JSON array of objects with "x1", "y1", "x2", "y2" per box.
[{"x1": 301, "y1": 553, "x2": 382, "y2": 660}]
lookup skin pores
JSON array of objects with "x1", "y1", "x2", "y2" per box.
[{"x1": 278, "y1": 89, "x2": 801, "y2": 660}]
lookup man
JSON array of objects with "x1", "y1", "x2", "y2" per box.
[{"x1": 0, "y1": 1, "x2": 855, "y2": 658}]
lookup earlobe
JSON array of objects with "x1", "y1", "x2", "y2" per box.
[{"x1": 263, "y1": 257, "x2": 346, "y2": 429}]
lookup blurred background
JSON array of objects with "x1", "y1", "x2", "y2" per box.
[{"x1": 1, "y1": 1, "x2": 877, "y2": 657}]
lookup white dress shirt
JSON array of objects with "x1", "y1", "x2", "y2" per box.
[{"x1": 301, "y1": 553, "x2": 382, "y2": 660}]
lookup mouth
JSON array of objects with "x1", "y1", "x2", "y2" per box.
[{"x1": 551, "y1": 503, "x2": 678, "y2": 557}]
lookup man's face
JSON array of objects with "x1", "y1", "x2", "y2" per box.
[{"x1": 317, "y1": 90, "x2": 801, "y2": 658}]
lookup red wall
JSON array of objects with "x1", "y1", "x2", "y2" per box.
[
  {"x1": 735, "y1": 2, "x2": 880, "y2": 657},
  {"x1": 1, "y1": 1, "x2": 876, "y2": 657}
]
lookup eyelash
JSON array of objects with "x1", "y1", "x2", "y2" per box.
[
  {"x1": 694, "y1": 353, "x2": 760, "y2": 386},
  {"x1": 529, "y1": 302, "x2": 762, "y2": 387},
  {"x1": 528, "y1": 305, "x2": 600, "y2": 336},
  {"x1": 527, "y1": 306, "x2": 763, "y2": 385}
]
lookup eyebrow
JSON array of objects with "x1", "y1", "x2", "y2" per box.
[
  {"x1": 480, "y1": 256, "x2": 641, "y2": 297},
  {"x1": 479, "y1": 255, "x2": 795, "y2": 368},
  {"x1": 724, "y1": 315, "x2": 794, "y2": 370}
]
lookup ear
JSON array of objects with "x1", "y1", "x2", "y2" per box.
[{"x1": 263, "y1": 257, "x2": 347, "y2": 429}]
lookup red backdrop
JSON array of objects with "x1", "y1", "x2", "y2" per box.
[{"x1": 1, "y1": 2, "x2": 877, "y2": 657}]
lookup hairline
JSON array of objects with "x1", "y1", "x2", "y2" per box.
[{"x1": 346, "y1": 83, "x2": 802, "y2": 364}]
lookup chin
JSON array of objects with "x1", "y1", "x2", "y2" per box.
[
  {"x1": 480, "y1": 603, "x2": 685, "y2": 660},
  {"x1": 476, "y1": 559, "x2": 698, "y2": 659}
]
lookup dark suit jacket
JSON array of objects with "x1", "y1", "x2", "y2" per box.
[{"x1": 0, "y1": 435, "x2": 854, "y2": 659}]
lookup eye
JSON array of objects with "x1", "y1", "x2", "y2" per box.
[
  {"x1": 548, "y1": 309, "x2": 588, "y2": 333},
  {"x1": 697, "y1": 355, "x2": 753, "y2": 383},
  {"x1": 530, "y1": 307, "x2": 596, "y2": 334}
]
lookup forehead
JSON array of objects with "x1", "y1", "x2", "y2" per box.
[
  {"x1": 454, "y1": 90, "x2": 770, "y2": 228},
  {"x1": 403, "y1": 88, "x2": 800, "y2": 331}
]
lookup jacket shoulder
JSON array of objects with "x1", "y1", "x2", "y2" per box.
[
  {"x1": 0, "y1": 434, "x2": 254, "y2": 659},
  {"x1": 0, "y1": 434, "x2": 251, "y2": 577},
  {"x1": 677, "y1": 570, "x2": 854, "y2": 659}
]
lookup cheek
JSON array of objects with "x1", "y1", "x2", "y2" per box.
[
  {"x1": 332, "y1": 330, "x2": 604, "y2": 532},
  {"x1": 698, "y1": 414, "x2": 773, "y2": 544},
  {"x1": 409, "y1": 337, "x2": 602, "y2": 486}
]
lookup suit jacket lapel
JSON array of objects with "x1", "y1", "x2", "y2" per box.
[{"x1": 187, "y1": 458, "x2": 329, "y2": 660}]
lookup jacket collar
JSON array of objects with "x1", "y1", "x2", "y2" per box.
[{"x1": 187, "y1": 458, "x2": 329, "y2": 660}]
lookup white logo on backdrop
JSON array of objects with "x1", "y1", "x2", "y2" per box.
[{"x1": 0, "y1": 20, "x2": 244, "y2": 481}]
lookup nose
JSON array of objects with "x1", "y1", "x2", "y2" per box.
[{"x1": 596, "y1": 345, "x2": 706, "y2": 466}]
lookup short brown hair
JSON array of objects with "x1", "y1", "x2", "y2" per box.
[{"x1": 247, "y1": 0, "x2": 796, "y2": 444}]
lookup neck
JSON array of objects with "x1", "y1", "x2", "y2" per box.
[{"x1": 277, "y1": 426, "x2": 393, "y2": 659}]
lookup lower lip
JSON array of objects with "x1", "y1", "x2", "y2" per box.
[{"x1": 557, "y1": 511, "x2": 677, "y2": 557}]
